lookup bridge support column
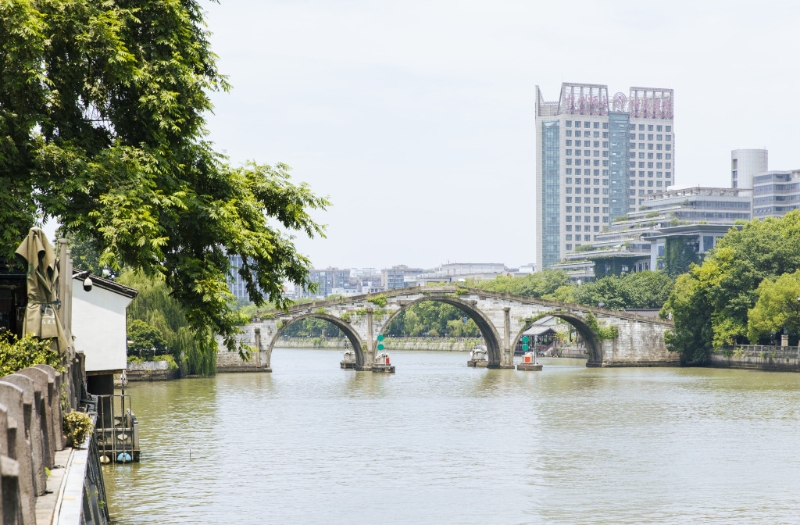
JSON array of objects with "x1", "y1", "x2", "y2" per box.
[
  {"x1": 498, "y1": 307, "x2": 515, "y2": 369},
  {"x1": 357, "y1": 308, "x2": 376, "y2": 371}
]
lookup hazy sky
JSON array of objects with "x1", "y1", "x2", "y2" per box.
[{"x1": 203, "y1": 0, "x2": 800, "y2": 270}]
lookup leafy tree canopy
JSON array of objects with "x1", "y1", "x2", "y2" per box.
[
  {"x1": 0, "y1": 0, "x2": 327, "y2": 355},
  {"x1": 747, "y1": 270, "x2": 800, "y2": 345},
  {"x1": 126, "y1": 319, "x2": 167, "y2": 357},
  {"x1": 661, "y1": 211, "x2": 800, "y2": 363},
  {"x1": 473, "y1": 270, "x2": 570, "y2": 298}
]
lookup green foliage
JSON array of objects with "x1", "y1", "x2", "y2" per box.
[
  {"x1": 0, "y1": 0, "x2": 327, "y2": 357},
  {"x1": 574, "y1": 244, "x2": 594, "y2": 252},
  {"x1": 475, "y1": 270, "x2": 570, "y2": 298},
  {"x1": 340, "y1": 312, "x2": 352, "y2": 323},
  {"x1": 282, "y1": 317, "x2": 343, "y2": 338},
  {"x1": 584, "y1": 312, "x2": 619, "y2": 340},
  {"x1": 118, "y1": 270, "x2": 222, "y2": 376},
  {"x1": 662, "y1": 212, "x2": 800, "y2": 363},
  {"x1": 63, "y1": 411, "x2": 93, "y2": 448},
  {"x1": 366, "y1": 294, "x2": 387, "y2": 308},
  {"x1": 153, "y1": 354, "x2": 179, "y2": 371},
  {"x1": 542, "y1": 271, "x2": 674, "y2": 311},
  {"x1": 126, "y1": 319, "x2": 166, "y2": 358},
  {"x1": 384, "y1": 302, "x2": 480, "y2": 337},
  {"x1": 747, "y1": 270, "x2": 800, "y2": 344},
  {"x1": 661, "y1": 237, "x2": 701, "y2": 278},
  {"x1": 0, "y1": 331, "x2": 63, "y2": 377},
  {"x1": 614, "y1": 215, "x2": 629, "y2": 222},
  {"x1": 645, "y1": 211, "x2": 660, "y2": 218}
]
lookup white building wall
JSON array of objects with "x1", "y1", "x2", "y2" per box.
[
  {"x1": 72, "y1": 286, "x2": 133, "y2": 373},
  {"x1": 731, "y1": 149, "x2": 768, "y2": 191}
]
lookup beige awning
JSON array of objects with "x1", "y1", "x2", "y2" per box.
[{"x1": 14, "y1": 228, "x2": 69, "y2": 353}]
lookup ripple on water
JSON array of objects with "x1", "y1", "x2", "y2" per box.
[{"x1": 106, "y1": 350, "x2": 800, "y2": 524}]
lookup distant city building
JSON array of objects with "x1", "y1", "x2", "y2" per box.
[
  {"x1": 535, "y1": 82, "x2": 675, "y2": 269},
  {"x1": 413, "y1": 263, "x2": 514, "y2": 285},
  {"x1": 381, "y1": 265, "x2": 423, "y2": 290},
  {"x1": 296, "y1": 267, "x2": 351, "y2": 298},
  {"x1": 731, "y1": 149, "x2": 768, "y2": 192},
  {"x1": 752, "y1": 170, "x2": 800, "y2": 219}
]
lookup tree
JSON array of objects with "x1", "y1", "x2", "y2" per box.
[
  {"x1": 747, "y1": 270, "x2": 800, "y2": 344},
  {"x1": 127, "y1": 319, "x2": 166, "y2": 358},
  {"x1": 474, "y1": 270, "x2": 570, "y2": 298},
  {"x1": 661, "y1": 211, "x2": 800, "y2": 362},
  {"x1": 0, "y1": 0, "x2": 327, "y2": 358}
]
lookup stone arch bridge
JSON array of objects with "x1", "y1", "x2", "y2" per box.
[{"x1": 234, "y1": 287, "x2": 677, "y2": 371}]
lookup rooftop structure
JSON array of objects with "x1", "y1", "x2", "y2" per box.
[{"x1": 535, "y1": 82, "x2": 675, "y2": 270}]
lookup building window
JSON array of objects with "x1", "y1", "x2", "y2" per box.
[
  {"x1": 566, "y1": 215, "x2": 572, "y2": 222},
  {"x1": 566, "y1": 234, "x2": 572, "y2": 241},
  {"x1": 584, "y1": 188, "x2": 591, "y2": 194},
  {"x1": 639, "y1": 143, "x2": 645, "y2": 149},
  {"x1": 603, "y1": 132, "x2": 608, "y2": 138},
  {"x1": 603, "y1": 122, "x2": 609, "y2": 129},
  {"x1": 566, "y1": 225, "x2": 572, "y2": 231},
  {"x1": 593, "y1": 122, "x2": 599, "y2": 128},
  {"x1": 584, "y1": 235, "x2": 591, "y2": 241},
  {"x1": 639, "y1": 134, "x2": 645, "y2": 140},
  {"x1": 657, "y1": 144, "x2": 663, "y2": 150},
  {"x1": 629, "y1": 124, "x2": 635, "y2": 130},
  {"x1": 566, "y1": 206, "x2": 572, "y2": 212},
  {"x1": 648, "y1": 171, "x2": 653, "y2": 177},
  {"x1": 648, "y1": 181, "x2": 653, "y2": 187},
  {"x1": 647, "y1": 134, "x2": 653, "y2": 140},
  {"x1": 566, "y1": 130, "x2": 572, "y2": 137},
  {"x1": 584, "y1": 122, "x2": 591, "y2": 128},
  {"x1": 656, "y1": 134, "x2": 662, "y2": 141},
  {"x1": 575, "y1": 168, "x2": 581, "y2": 174},
  {"x1": 566, "y1": 177, "x2": 572, "y2": 184},
  {"x1": 648, "y1": 125, "x2": 653, "y2": 131},
  {"x1": 657, "y1": 125, "x2": 663, "y2": 132},
  {"x1": 666, "y1": 135, "x2": 672, "y2": 141},
  {"x1": 594, "y1": 150, "x2": 600, "y2": 157},
  {"x1": 656, "y1": 163, "x2": 662, "y2": 169},
  {"x1": 566, "y1": 159, "x2": 572, "y2": 165},
  {"x1": 666, "y1": 144, "x2": 671, "y2": 150},
  {"x1": 566, "y1": 169, "x2": 572, "y2": 175},
  {"x1": 666, "y1": 163, "x2": 671, "y2": 168},
  {"x1": 603, "y1": 207, "x2": 608, "y2": 213},
  {"x1": 656, "y1": 172, "x2": 662, "y2": 178},
  {"x1": 639, "y1": 180, "x2": 644, "y2": 187},
  {"x1": 566, "y1": 197, "x2": 572, "y2": 203},
  {"x1": 648, "y1": 162, "x2": 653, "y2": 168},
  {"x1": 593, "y1": 132, "x2": 599, "y2": 139},
  {"x1": 566, "y1": 140, "x2": 572, "y2": 146},
  {"x1": 639, "y1": 124, "x2": 644, "y2": 131},
  {"x1": 566, "y1": 187, "x2": 572, "y2": 194},
  {"x1": 666, "y1": 172, "x2": 671, "y2": 178},
  {"x1": 566, "y1": 121, "x2": 572, "y2": 127},
  {"x1": 666, "y1": 154, "x2": 672, "y2": 160},
  {"x1": 566, "y1": 149, "x2": 572, "y2": 155},
  {"x1": 657, "y1": 181, "x2": 662, "y2": 187},
  {"x1": 566, "y1": 244, "x2": 572, "y2": 250},
  {"x1": 594, "y1": 226, "x2": 600, "y2": 232},
  {"x1": 594, "y1": 207, "x2": 600, "y2": 213},
  {"x1": 648, "y1": 144, "x2": 654, "y2": 150},
  {"x1": 666, "y1": 126, "x2": 671, "y2": 132}
]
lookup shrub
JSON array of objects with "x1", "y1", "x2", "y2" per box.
[
  {"x1": 63, "y1": 411, "x2": 93, "y2": 448},
  {"x1": 0, "y1": 330, "x2": 63, "y2": 377}
]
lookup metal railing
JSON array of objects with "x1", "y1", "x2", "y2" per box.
[
  {"x1": 95, "y1": 394, "x2": 140, "y2": 463},
  {"x1": 717, "y1": 345, "x2": 800, "y2": 359}
]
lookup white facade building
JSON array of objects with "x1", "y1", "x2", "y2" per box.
[
  {"x1": 731, "y1": 148, "x2": 768, "y2": 193},
  {"x1": 535, "y1": 83, "x2": 675, "y2": 270},
  {"x1": 71, "y1": 275, "x2": 137, "y2": 375}
]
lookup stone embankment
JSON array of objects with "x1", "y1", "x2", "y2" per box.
[
  {"x1": 126, "y1": 360, "x2": 185, "y2": 381},
  {"x1": 709, "y1": 345, "x2": 800, "y2": 372},
  {"x1": 0, "y1": 364, "x2": 107, "y2": 524}
]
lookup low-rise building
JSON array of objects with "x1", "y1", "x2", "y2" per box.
[
  {"x1": 381, "y1": 265, "x2": 423, "y2": 290},
  {"x1": 752, "y1": 170, "x2": 800, "y2": 219}
]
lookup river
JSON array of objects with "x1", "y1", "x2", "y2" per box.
[{"x1": 104, "y1": 349, "x2": 800, "y2": 524}]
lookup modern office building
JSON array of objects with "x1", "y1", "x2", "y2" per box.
[
  {"x1": 752, "y1": 170, "x2": 800, "y2": 218},
  {"x1": 535, "y1": 83, "x2": 675, "y2": 269}
]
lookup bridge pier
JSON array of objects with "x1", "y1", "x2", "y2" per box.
[
  {"x1": 356, "y1": 308, "x2": 376, "y2": 371},
  {"x1": 492, "y1": 307, "x2": 516, "y2": 369}
]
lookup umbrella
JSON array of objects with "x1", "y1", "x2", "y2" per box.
[{"x1": 14, "y1": 228, "x2": 70, "y2": 353}]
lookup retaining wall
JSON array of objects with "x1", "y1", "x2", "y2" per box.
[
  {"x1": 709, "y1": 346, "x2": 800, "y2": 372},
  {"x1": 126, "y1": 360, "x2": 185, "y2": 381}
]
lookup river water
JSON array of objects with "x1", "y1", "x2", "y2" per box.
[{"x1": 104, "y1": 349, "x2": 800, "y2": 524}]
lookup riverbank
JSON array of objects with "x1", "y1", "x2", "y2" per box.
[{"x1": 274, "y1": 336, "x2": 482, "y2": 352}]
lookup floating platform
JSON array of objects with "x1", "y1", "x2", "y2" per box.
[
  {"x1": 372, "y1": 364, "x2": 396, "y2": 373},
  {"x1": 340, "y1": 361, "x2": 356, "y2": 369},
  {"x1": 467, "y1": 359, "x2": 488, "y2": 368},
  {"x1": 516, "y1": 362, "x2": 543, "y2": 371}
]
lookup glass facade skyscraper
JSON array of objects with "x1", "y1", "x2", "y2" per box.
[{"x1": 535, "y1": 83, "x2": 675, "y2": 270}]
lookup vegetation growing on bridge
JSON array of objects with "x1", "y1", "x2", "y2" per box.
[
  {"x1": 662, "y1": 211, "x2": 800, "y2": 364},
  {"x1": 584, "y1": 313, "x2": 619, "y2": 340}
]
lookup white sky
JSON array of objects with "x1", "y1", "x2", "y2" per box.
[{"x1": 203, "y1": 0, "x2": 800, "y2": 270}]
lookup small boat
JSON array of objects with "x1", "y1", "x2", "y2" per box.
[
  {"x1": 467, "y1": 345, "x2": 488, "y2": 367},
  {"x1": 340, "y1": 349, "x2": 357, "y2": 369},
  {"x1": 372, "y1": 352, "x2": 395, "y2": 373},
  {"x1": 517, "y1": 351, "x2": 543, "y2": 371}
]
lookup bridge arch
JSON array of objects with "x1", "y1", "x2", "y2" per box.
[
  {"x1": 377, "y1": 296, "x2": 505, "y2": 367},
  {"x1": 511, "y1": 311, "x2": 603, "y2": 365},
  {"x1": 266, "y1": 313, "x2": 367, "y2": 369}
]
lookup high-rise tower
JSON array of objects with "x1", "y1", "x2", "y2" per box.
[{"x1": 535, "y1": 83, "x2": 675, "y2": 270}]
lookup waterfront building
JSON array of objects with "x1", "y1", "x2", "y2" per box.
[
  {"x1": 535, "y1": 83, "x2": 675, "y2": 270},
  {"x1": 555, "y1": 187, "x2": 750, "y2": 280},
  {"x1": 297, "y1": 267, "x2": 352, "y2": 298}
]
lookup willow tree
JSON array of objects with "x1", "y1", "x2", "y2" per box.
[{"x1": 0, "y1": 1, "x2": 327, "y2": 358}]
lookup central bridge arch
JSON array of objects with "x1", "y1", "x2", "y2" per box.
[
  {"x1": 266, "y1": 313, "x2": 367, "y2": 369},
  {"x1": 377, "y1": 295, "x2": 505, "y2": 367},
  {"x1": 510, "y1": 312, "x2": 603, "y2": 365}
]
